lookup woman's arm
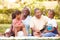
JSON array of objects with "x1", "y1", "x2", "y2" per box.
[{"x1": 22, "y1": 24, "x2": 27, "y2": 36}]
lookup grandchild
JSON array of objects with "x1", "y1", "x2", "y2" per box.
[
  {"x1": 41, "y1": 10, "x2": 58, "y2": 37},
  {"x1": 12, "y1": 10, "x2": 27, "y2": 36}
]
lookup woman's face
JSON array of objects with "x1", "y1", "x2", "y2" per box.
[{"x1": 23, "y1": 8, "x2": 29, "y2": 16}]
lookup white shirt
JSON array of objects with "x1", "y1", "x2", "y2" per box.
[
  {"x1": 22, "y1": 16, "x2": 32, "y2": 34},
  {"x1": 30, "y1": 15, "x2": 47, "y2": 30},
  {"x1": 47, "y1": 17, "x2": 57, "y2": 28}
]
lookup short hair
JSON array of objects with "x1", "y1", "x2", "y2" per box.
[
  {"x1": 48, "y1": 9, "x2": 55, "y2": 16},
  {"x1": 12, "y1": 10, "x2": 21, "y2": 19},
  {"x1": 34, "y1": 8, "x2": 42, "y2": 13}
]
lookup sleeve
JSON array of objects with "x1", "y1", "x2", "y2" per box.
[
  {"x1": 52, "y1": 20, "x2": 57, "y2": 28},
  {"x1": 29, "y1": 18, "x2": 34, "y2": 28},
  {"x1": 12, "y1": 19, "x2": 16, "y2": 25},
  {"x1": 12, "y1": 19, "x2": 16, "y2": 30},
  {"x1": 44, "y1": 16, "x2": 48, "y2": 25}
]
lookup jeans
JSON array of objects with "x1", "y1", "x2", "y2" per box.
[{"x1": 41, "y1": 32, "x2": 56, "y2": 37}]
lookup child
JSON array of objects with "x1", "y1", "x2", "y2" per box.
[
  {"x1": 41, "y1": 10, "x2": 58, "y2": 37},
  {"x1": 4, "y1": 28, "x2": 11, "y2": 37},
  {"x1": 12, "y1": 10, "x2": 27, "y2": 37}
]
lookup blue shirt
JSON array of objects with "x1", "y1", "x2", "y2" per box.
[{"x1": 22, "y1": 16, "x2": 32, "y2": 35}]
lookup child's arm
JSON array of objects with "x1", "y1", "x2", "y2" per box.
[
  {"x1": 14, "y1": 28, "x2": 17, "y2": 36},
  {"x1": 22, "y1": 24, "x2": 27, "y2": 36},
  {"x1": 12, "y1": 20, "x2": 18, "y2": 36}
]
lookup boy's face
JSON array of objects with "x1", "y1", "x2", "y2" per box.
[{"x1": 48, "y1": 11, "x2": 54, "y2": 18}]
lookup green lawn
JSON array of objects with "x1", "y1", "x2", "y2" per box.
[
  {"x1": 56, "y1": 19, "x2": 60, "y2": 30},
  {"x1": 57, "y1": 22, "x2": 60, "y2": 30},
  {"x1": 0, "y1": 20, "x2": 60, "y2": 33}
]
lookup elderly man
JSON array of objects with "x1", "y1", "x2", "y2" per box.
[{"x1": 30, "y1": 8, "x2": 47, "y2": 37}]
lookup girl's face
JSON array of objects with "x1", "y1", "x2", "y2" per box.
[{"x1": 16, "y1": 14, "x2": 21, "y2": 19}]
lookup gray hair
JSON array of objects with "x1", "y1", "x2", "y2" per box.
[{"x1": 22, "y1": 6, "x2": 31, "y2": 15}]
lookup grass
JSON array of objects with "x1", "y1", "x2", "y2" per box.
[
  {"x1": 56, "y1": 19, "x2": 60, "y2": 30},
  {"x1": 0, "y1": 20, "x2": 60, "y2": 33},
  {"x1": 0, "y1": 24, "x2": 11, "y2": 33},
  {"x1": 58, "y1": 22, "x2": 60, "y2": 30}
]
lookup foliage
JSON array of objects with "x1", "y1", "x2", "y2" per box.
[
  {"x1": 0, "y1": 0, "x2": 60, "y2": 24},
  {"x1": 0, "y1": 8, "x2": 16, "y2": 24},
  {"x1": 54, "y1": 5, "x2": 60, "y2": 19},
  {"x1": 0, "y1": 7, "x2": 16, "y2": 15}
]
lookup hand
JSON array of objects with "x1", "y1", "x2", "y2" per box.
[{"x1": 32, "y1": 27, "x2": 40, "y2": 32}]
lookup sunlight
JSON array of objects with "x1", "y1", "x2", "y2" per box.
[{"x1": 8, "y1": 0, "x2": 16, "y2": 3}]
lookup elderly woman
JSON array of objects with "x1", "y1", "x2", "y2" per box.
[{"x1": 21, "y1": 7, "x2": 32, "y2": 36}]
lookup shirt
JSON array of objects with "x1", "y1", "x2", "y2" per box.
[
  {"x1": 22, "y1": 16, "x2": 32, "y2": 34},
  {"x1": 12, "y1": 19, "x2": 22, "y2": 31},
  {"x1": 12, "y1": 19, "x2": 22, "y2": 26},
  {"x1": 46, "y1": 17, "x2": 58, "y2": 34},
  {"x1": 30, "y1": 15, "x2": 47, "y2": 30},
  {"x1": 47, "y1": 17, "x2": 57, "y2": 28}
]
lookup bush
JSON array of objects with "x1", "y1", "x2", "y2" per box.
[
  {"x1": 0, "y1": 14, "x2": 12, "y2": 24},
  {"x1": 54, "y1": 5, "x2": 60, "y2": 19},
  {"x1": 0, "y1": 5, "x2": 60, "y2": 24},
  {"x1": 0, "y1": 8, "x2": 16, "y2": 24}
]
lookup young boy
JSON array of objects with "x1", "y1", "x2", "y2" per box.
[{"x1": 41, "y1": 10, "x2": 58, "y2": 37}]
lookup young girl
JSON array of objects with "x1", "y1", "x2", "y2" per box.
[{"x1": 12, "y1": 10, "x2": 27, "y2": 37}]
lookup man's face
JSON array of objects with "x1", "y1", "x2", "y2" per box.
[
  {"x1": 48, "y1": 11, "x2": 54, "y2": 18},
  {"x1": 35, "y1": 10, "x2": 42, "y2": 19}
]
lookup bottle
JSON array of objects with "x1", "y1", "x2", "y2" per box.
[
  {"x1": 47, "y1": 24, "x2": 53, "y2": 31},
  {"x1": 28, "y1": 29, "x2": 32, "y2": 36}
]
